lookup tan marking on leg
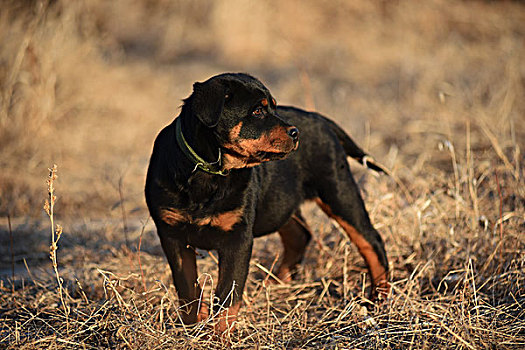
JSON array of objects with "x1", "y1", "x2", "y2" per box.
[
  {"x1": 314, "y1": 198, "x2": 389, "y2": 299},
  {"x1": 276, "y1": 214, "x2": 312, "y2": 283},
  {"x1": 276, "y1": 265, "x2": 293, "y2": 283},
  {"x1": 215, "y1": 302, "x2": 241, "y2": 334},
  {"x1": 197, "y1": 302, "x2": 209, "y2": 322},
  {"x1": 159, "y1": 208, "x2": 188, "y2": 226},
  {"x1": 335, "y1": 219, "x2": 389, "y2": 297}
]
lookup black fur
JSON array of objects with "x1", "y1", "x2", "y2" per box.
[{"x1": 145, "y1": 73, "x2": 389, "y2": 329}]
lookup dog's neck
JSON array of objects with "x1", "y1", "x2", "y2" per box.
[{"x1": 177, "y1": 107, "x2": 223, "y2": 173}]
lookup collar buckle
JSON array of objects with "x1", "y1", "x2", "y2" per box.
[{"x1": 175, "y1": 118, "x2": 228, "y2": 176}]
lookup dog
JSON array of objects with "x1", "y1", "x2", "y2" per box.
[{"x1": 145, "y1": 73, "x2": 389, "y2": 333}]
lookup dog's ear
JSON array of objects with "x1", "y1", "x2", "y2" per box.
[{"x1": 191, "y1": 80, "x2": 225, "y2": 128}]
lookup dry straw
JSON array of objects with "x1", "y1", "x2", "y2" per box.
[
  {"x1": 1, "y1": 1, "x2": 524, "y2": 349},
  {"x1": 43, "y1": 164, "x2": 70, "y2": 320}
]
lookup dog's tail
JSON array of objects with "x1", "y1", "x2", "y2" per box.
[{"x1": 321, "y1": 115, "x2": 388, "y2": 174}]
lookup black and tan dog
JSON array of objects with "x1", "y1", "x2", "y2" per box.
[{"x1": 145, "y1": 73, "x2": 389, "y2": 332}]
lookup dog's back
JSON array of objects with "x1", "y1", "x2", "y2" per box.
[{"x1": 252, "y1": 106, "x2": 381, "y2": 236}]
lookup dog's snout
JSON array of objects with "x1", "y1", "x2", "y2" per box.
[{"x1": 287, "y1": 127, "x2": 299, "y2": 142}]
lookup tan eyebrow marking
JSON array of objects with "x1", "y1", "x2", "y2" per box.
[{"x1": 261, "y1": 98, "x2": 268, "y2": 106}]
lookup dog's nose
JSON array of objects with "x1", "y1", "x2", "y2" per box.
[{"x1": 287, "y1": 127, "x2": 299, "y2": 142}]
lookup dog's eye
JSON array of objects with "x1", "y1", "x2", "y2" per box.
[{"x1": 252, "y1": 107, "x2": 264, "y2": 118}]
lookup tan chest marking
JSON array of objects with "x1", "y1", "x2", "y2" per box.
[
  {"x1": 204, "y1": 207, "x2": 244, "y2": 231},
  {"x1": 160, "y1": 208, "x2": 189, "y2": 226},
  {"x1": 160, "y1": 207, "x2": 244, "y2": 232}
]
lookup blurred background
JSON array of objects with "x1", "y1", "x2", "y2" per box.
[
  {"x1": 1, "y1": 1, "x2": 524, "y2": 347},
  {"x1": 1, "y1": 0, "x2": 523, "y2": 218}
]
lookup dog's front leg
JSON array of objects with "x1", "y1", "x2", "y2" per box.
[
  {"x1": 213, "y1": 233, "x2": 253, "y2": 333},
  {"x1": 158, "y1": 233, "x2": 208, "y2": 324}
]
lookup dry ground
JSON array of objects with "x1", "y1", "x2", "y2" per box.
[{"x1": 0, "y1": 0, "x2": 524, "y2": 349}]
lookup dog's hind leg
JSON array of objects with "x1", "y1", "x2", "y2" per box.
[
  {"x1": 276, "y1": 212, "x2": 312, "y2": 282},
  {"x1": 314, "y1": 161, "x2": 389, "y2": 301}
]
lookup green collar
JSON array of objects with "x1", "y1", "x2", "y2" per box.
[{"x1": 175, "y1": 118, "x2": 229, "y2": 176}]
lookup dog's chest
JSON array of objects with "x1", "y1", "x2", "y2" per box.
[
  {"x1": 159, "y1": 206, "x2": 244, "y2": 232},
  {"x1": 154, "y1": 169, "x2": 256, "y2": 233}
]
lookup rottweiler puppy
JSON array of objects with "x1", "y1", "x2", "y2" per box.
[{"x1": 145, "y1": 73, "x2": 389, "y2": 333}]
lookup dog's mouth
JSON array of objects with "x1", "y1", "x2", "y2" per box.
[
  {"x1": 255, "y1": 151, "x2": 290, "y2": 161},
  {"x1": 221, "y1": 124, "x2": 299, "y2": 169},
  {"x1": 221, "y1": 147, "x2": 293, "y2": 170}
]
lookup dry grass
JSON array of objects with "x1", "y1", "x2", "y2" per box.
[{"x1": 1, "y1": 0, "x2": 524, "y2": 348}]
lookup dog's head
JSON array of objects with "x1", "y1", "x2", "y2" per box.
[{"x1": 187, "y1": 73, "x2": 299, "y2": 169}]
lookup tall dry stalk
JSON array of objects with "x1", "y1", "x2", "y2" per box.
[{"x1": 43, "y1": 164, "x2": 69, "y2": 319}]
